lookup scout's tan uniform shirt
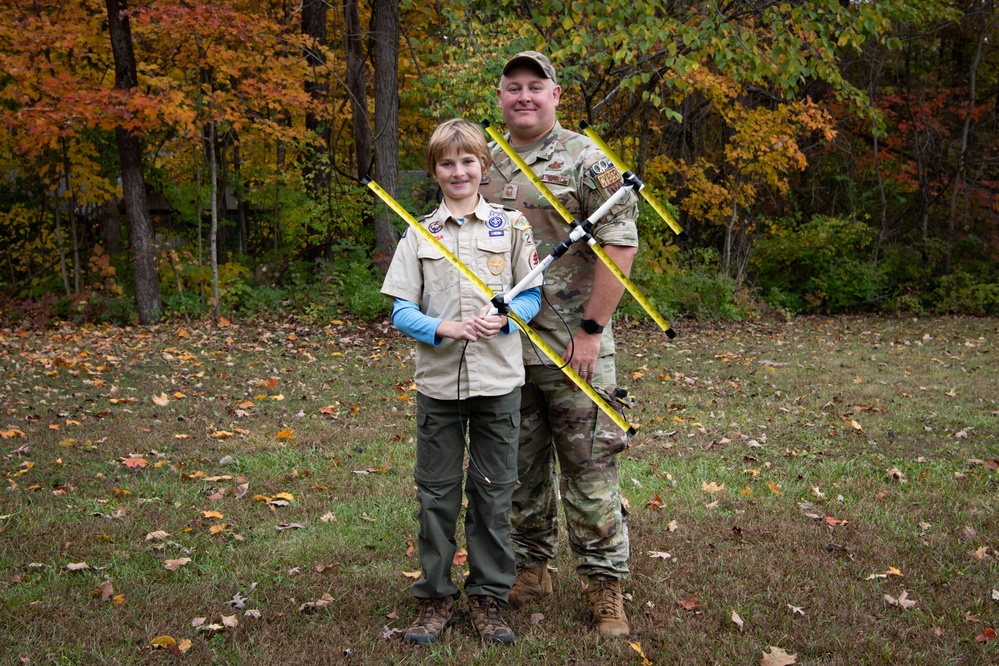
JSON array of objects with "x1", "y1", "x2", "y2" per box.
[
  {"x1": 381, "y1": 194, "x2": 541, "y2": 401},
  {"x1": 479, "y1": 122, "x2": 639, "y2": 364}
]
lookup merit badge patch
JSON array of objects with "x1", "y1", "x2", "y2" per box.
[
  {"x1": 488, "y1": 254, "x2": 505, "y2": 275},
  {"x1": 486, "y1": 211, "x2": 505, "y2": 230},
  {"x1": 501, "y1": 184, "x2": 519, "y2": 200},
  {"x1": 540, "y1": 173, "x2": 569, "y2": 187},
  {"x1": 428, "y1": 220, "x2": 443, "y2": 234}
]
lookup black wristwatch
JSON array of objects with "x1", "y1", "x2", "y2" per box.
[{"x1": 580, "y1": 318, "x2": 605, "y2": 335}]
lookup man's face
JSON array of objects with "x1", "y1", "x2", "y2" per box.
[{"x1": 497, "y1": 66, "x2": 561, "y2": 146}]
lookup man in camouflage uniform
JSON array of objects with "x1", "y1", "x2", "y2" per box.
[{"x1": 478, "y1": 51, "x2": 638, "y2": 638}]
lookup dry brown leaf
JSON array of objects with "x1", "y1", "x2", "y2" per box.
[
  {"x1": 201, "y1": 510, "x2": 224, "y2": 519},
  {"x1": 886, "y1": 467, "x2": 905, "y2": 483},
  {"x1": 678, "y1": 595, "x2": 704, "y2": 610},
  {"x1": 731, "y1": 610, "x2": 744, "y2": 632},
  {"x1": 221, "y1": 614, "x2": 238, "y2": 628},
  {"x1": 402, "y1": 570, "x2": 422, "y2": 579},
  {"x1": 276, "y1": 428, "x2": 296, "y2": 440},
  {"x1": 645, "y1": 492, "x2": 665, "y2": 510},
  {"x1": 92, "y1": 580, "x2": 114, "y2": 601},
  {"x1": 66, "y1": 562, "x2": 90, "y2": 571},
  {"x1": 145, "y1": 530, "x2": 170, "y2": 541},
  {"x1": 759, "y1": 646, "x2": 797, "y2": 666},
  {"x1": 112, "y1": 593, "x2": 125, "y2": 606},
  {"x1": 121, "y1": 457, "x2": 148, "y2": 469},
  {"x1": 702, "y1": 481, "x2": 725, "y2": 493},
  {"x1": 164, "y1": 557, "x2": 191, "y2": 571},
  {"x1": 976, "y1": 628, "x2": 997, "y2": 643},
  {"x1": 150, "y1": 635, "x2": 177, "y2": 649},
  {"x1": 884, "y1": 590, "x2": 917, "y2": 610},
  {"x1": 298, "y1": 593, "x2": 335, "y2": 613},
  {"x1": 151, "y1": 393, "x2": 170, "y2": 406}
]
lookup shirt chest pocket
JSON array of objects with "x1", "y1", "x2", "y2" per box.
[
  {"x1": 475, "y1": 236, "x2": 513, "y2": 288},
  {"x1": 418, "y1": 240, "x2": 457, "y2": 292}
]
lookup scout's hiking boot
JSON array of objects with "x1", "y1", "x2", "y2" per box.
[
  {"x1": 508, "y1": 566, "x2": 553, "y2": 609},
  {"x1": 468, "y1": 596, "x2": 517, "y2": 644},
  {"x1": 403, "y1": 597, "x2": 454, "y2": 645},
  {"x1": 586, "y1": 577, "x2": 630, "y2": 637}
]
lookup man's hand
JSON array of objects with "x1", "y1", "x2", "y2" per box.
[{"x1": 562, "y1": 332, "x2": 600, "y2": 389}]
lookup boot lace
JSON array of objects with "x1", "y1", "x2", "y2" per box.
[{"x1": 590, "y1": 580, "x2": 618, "y2": 618}]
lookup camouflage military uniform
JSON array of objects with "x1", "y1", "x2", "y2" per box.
[{"x1": 479, "y1": 121, "x2": 638, "y2": 580}]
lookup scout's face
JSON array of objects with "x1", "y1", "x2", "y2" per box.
[
  {"x1": 497, "y1": 66, "x2": 561, "y2": 146},
  {"x1": 433, "y1": 148, "x2": 483, "y2": 206}
]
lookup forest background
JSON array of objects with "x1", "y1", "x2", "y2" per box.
[{"x1": 1, "y1": 0, "x2": 997, "y2": 327}]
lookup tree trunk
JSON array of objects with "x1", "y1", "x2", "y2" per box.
[
  {"x1": 345, "y1": 0, "x2": 371, "y2": 179},
  {"x1": 302, "y1": 0, "x2": 331, "y2": 196},
  {"x1": 233, "y1": 134, "x2": 249, "y2": 257},
  {"x1": 105, "y1": 0, "x2": 161, "y2": 323},
  {"x1": 945, "y1": 26, "x2": 986, "y2": 275},
  {"x1": 372, "y1": 0, "x2": 401, "y2": 260},
  {"x1": 209, "y1": 118, "x2": 220, "y2": 318},
  {"x1": 51, "y1": 194, "x2": 71, "y2": 297}
]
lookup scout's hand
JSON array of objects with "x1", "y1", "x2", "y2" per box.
[
  {"x1": 470, "y1": 313, "x2": 506, "y2": 341},
  {"x1": 562, "y1": 332, "x2": 600, "y2": 390},
  {"x1": 436, "y1": 319, "x2": 480, "y2": 342}
]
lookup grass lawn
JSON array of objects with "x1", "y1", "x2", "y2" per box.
[{"x1": 1, "y1": 314, "x2": 997, "y2": 665}]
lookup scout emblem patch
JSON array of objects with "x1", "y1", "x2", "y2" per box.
[
  {"x1": 428, "y1": 220, "x2": 443, "y2": 234},
  {"x1": 488, "y1": 254, "x2": 505, "y2": 275},
  {"x1": 487, "y1": 211, "x2": 505, "y2": 230},
  {"x1": 501, "y1": 184, "x2": 519, "y2": 200}
]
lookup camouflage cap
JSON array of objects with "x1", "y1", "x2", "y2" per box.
[{"x1": 502, "y1": 51, "x2": 558, "y2": 85}]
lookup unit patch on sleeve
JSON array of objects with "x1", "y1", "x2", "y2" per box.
[{"x1": 512, "y1": 215, "x2": 530, "y2": 231}]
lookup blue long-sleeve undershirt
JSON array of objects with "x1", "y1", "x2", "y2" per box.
[{"x1": 391, "y1": 287, "x2": 542, "y2": 346}]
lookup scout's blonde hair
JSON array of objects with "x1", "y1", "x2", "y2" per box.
[{"x1": 426, "y1": 119, "x2": 492, "y2": 175}]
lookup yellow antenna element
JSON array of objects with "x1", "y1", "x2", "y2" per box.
[
  {"x1": 482, "y1": 121, "x2": 676, "y2": 338},
  {"x1": 579, "y1": 121, "x2": 688, "y2": 241},
  {"x1": 363, "y1": 177, "x2": 636, "y2": 436}
]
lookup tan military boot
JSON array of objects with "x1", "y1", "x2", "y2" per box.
[
  {"x1": 508, "y1": 566, "x2": 553, "y2": 609},
  {"x1": 586, "y1": 577, "x2": 630, "y2": 637}
]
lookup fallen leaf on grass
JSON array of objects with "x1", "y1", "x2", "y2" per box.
[
  {"x1": 320, "y1": 512, "x2": 335, "y2": 522},
  {"x1": 645, "y1": 492, "x2": 665, "y2": 510},
  {"x1": 121, "y1": 457, "x2": 148, "y2": 469},
  {"x1": 759, "y1": 646, "x2": 796, "y2": 665},
  {"x1": 886, "y1": 467, "x2": 905, "y2": 483},
  {"x1": 976, "y1": 628, "x2": 997, "y2": 642},
  {"x1": 276, "y1": 523, "x2": 304, "y2": 530},
  {"x1": 973, "y1": 546, "x2": 989, "y2": 560},
  {"x1": 667, "y1": 519, "x2": 679, "y2": 532},
  {"x1": 884, "y1": 590, "x2": 917, "y2": 609},
  {"x1": 113, "y1": 593, "x2": 125, "y2": 606},
  {"x1": 678, "y1": 595, "x2": 704, "y2": 610},
  {"x1": 530, "y1": 613, "x2": 545, "y2": 625},
  {"x1": 151, "y1": 393, "x2": 170, "y2": 406},
  {"x1": 453, "y1": 548, "x2": 467, "y2": 566},
  {"x1": 628, "y1": 642, "x2": 652, "y2": 666},
  {"x1": 767, "y1": 481, "x2": 782, "y2": 495},
  {"x1": 92, "y1": 580, "x2": 114, "y2": 601},
  {"x1": 150, "y1": 635, "x2": 177, "y2": 651},
  {"x1": 145, "y1": 530, "x2": 170, "y2": 541},
  {"x1": 731, "y1": 610, "x2": 744, "y2": 631},
  {"x1": 201, "y1": 510, "x2": 223, "y2": 519},
  {"x1": 298, "y1": 593, "x2": 335, "y2": 613},
  {"x1": 276, "y1": 429, "x2": 296, "y2": 440},
  {"x1": 164, "y1": 557, "x2": 191, "y2": 571},
  {"x1": 648, "y1": 551, "x2": 672, "y2": 560},
  {"x1": 787, "y1": 604, "x2": 805, "y2": 616},
  {"x1": 221, "y1": 615, "x2": 238, "y2": 628},
  {"x1": 992, "y1": 589, "x2": 999, "y2": 601},
  {"x1": 702, "y1": 481, "x2": 725, "y2": 493},
  {"x1": 401, "y1": 570, "x2": 422, "y2": 579},
  {"x1": 66, "y1": 562, "x2": 90, "y2": 571}
]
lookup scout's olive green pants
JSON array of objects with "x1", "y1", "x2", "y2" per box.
[{"x1": 411, "y1": 389, "x2": 519, "y2": 602}]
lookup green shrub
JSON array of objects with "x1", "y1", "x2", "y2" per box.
[{"x1": 750, "y1": 215, "x2": 884, "y2": 313}]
